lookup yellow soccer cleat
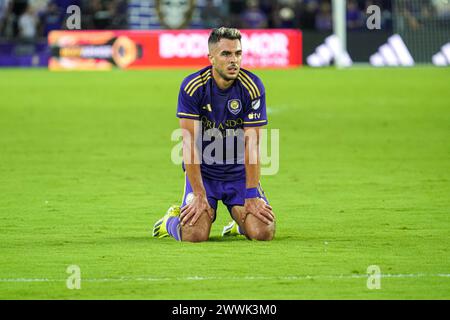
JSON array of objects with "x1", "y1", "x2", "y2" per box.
[
  {"x1": 152, "y1": 205, "x2": 181, "y2": 238},
  {"x1": 221, "y1": 221, "x2": 244, "y2": 237}
]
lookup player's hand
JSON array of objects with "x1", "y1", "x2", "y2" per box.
[
  {"x1": 244, "y1": 198, "x2": 275, "y2": 225},
  {"x1": 180, "y1": 193, "x2": 213, "y2": 226}
]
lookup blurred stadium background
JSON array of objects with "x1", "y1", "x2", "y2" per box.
[
  {"x1": 0, "y1": 0, "x2": 449, "y2": 67},
  {"x1": 1, "y1": 1, "x2": 449, "y2": 300}
]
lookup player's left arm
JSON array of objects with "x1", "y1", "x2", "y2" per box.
[
  {"x1": 243, "y1": 76, "x2": 274, "y2": 225},
  {"x1": 244, "y1": 126, "x2": 275, "y2": 225}
]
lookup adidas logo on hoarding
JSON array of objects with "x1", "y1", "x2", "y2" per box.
[
  {"x1": 307, "y1": 35, "x2": 353, "y2": 67},
  {"x1": 432, "y1": 43, "x2": 450, "y2": 66},
  {"x1": 369, "y1": 34, "x2": 414, "y2": 67}
]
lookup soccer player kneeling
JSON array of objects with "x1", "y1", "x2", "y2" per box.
[{"x1": 152, "y1": 27, "x2": 275, "y2": 242}]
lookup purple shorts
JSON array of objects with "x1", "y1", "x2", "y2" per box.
[{"x1": 181, "y1": 174, "x2": 269, "y2": 221}]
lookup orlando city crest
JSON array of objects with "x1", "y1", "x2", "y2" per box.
[
  {"x1": 156, "y1": 0, "x2": 195, "y2": 29},
  {"x1": 227, "y1": 99, "x2": 242, "y2": 115}
]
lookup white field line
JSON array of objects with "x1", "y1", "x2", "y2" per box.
[{"x1": 1, "y1": 273, "x2": 450, "y2": 283}]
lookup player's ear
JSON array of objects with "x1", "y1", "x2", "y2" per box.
[{"x1": 208, "y1": 54, "x2": 214, "y2": 66}]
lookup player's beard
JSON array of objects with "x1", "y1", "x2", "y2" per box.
[{"x1": 216, "y1": 65, "x2": 239, "y2": 82}]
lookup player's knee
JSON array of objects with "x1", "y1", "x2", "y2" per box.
[
  {"x1": 182, "y1": 230, "x2": 209, "y2": 243},
  {"x1": 181, "y1": 213, "x2": 212, "y2": 243},
  {"x1": 245, "y1": 215, "x2": 275, "y2": 241},
  {"x1": 246, "y1": 226, "x2": 275, "y2": 241}
]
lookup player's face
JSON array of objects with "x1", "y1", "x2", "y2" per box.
[{"x1": 209, "y1": 39, "x2": 242, "y2": 81}]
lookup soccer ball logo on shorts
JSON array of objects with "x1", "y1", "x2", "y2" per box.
[{"x1": 227, "y1": 99, "x2": 242, "y2": 115}]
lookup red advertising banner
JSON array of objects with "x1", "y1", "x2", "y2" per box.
[{"x1": 48, "y1": 29, "x2": 302, "y2": 70}]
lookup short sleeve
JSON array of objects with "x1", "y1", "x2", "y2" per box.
[
  {"x1": 176, "y1": 79, "x2": 200, "y2": 120},
  {"x1": 243, "y1": 77, "x2": 268, "y2": 127}
]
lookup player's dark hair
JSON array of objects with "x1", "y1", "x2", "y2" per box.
[{"x1": 208, "y1": 27, "x2": 241, "y2": 49}]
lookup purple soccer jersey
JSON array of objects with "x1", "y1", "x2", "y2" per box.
[{"x1": 177, "y1": 66, "x2": 268, "y2": 181}]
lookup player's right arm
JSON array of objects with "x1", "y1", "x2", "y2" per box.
[
  {"x1": 179, "y1": 119, "x2": 213, "y2": 226},
  {"x1": 176, "y1": 77, "x2": 213, "y2": 226}
]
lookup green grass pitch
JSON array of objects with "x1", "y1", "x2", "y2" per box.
[{"x1": 0, "y1": 67, "x2": 449, "y2": 299}]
